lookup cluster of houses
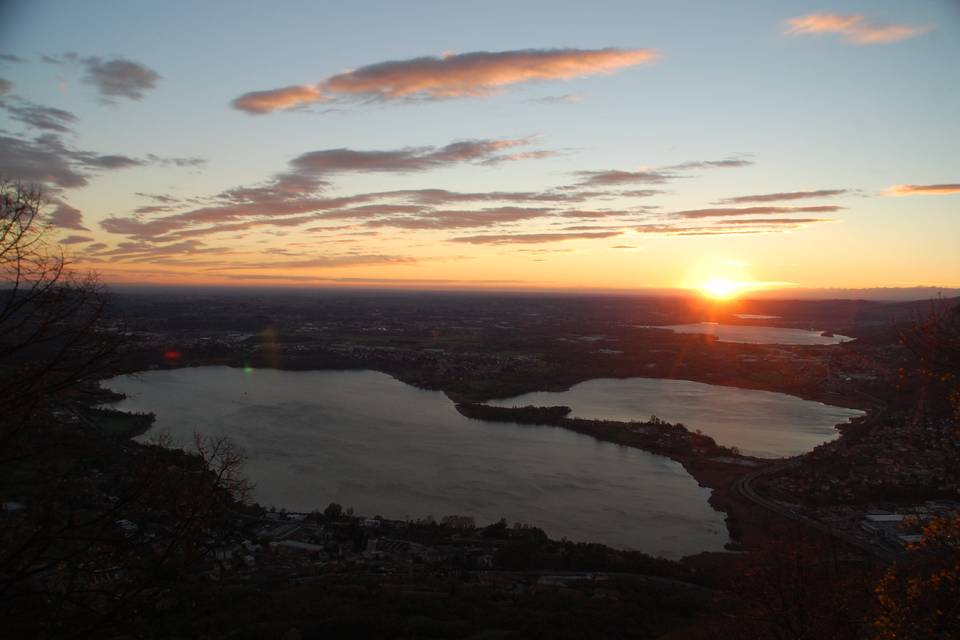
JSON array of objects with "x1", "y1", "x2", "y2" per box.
[
  {"x1": 761, "y1": 406, "x2": 959, "y2": 555},
  {"x1": 204, "y1": 511, "x2": 508, "y2": 581}
]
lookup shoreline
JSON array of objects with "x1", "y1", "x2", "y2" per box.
[
  {"x1": 96, "y1": 365, "x2": 880, "y2": 558},
  {"x1": 451, "y1": 401, "x2": 890, "y2": 561},
  {"x1": 454, "y1": 402, "x2": 770, "y2": 551},
  {"x1": 102, "y1": 361, "x2": 876, "y2": 413}
]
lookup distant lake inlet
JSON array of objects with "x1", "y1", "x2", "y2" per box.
[{"x1": 642, "y1": 322, "x2": 852, "y2": 345}]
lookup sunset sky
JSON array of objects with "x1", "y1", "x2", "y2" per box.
[{"x1": 1, "y1": 0, "x2": 958, "y2": 293}]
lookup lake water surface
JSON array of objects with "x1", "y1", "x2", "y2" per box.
[
  {"x1": 491, "y1": 378, "x2": 864, "y2": 458},
  {"x1": 104, "y1": 367, "x2": 729, "y2": 558},
  {"x1": 645, "y1": 322, "x2": 851, "y2": 345}
]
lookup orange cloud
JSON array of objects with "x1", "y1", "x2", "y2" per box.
[
  {"x1": 883, "y1": 183, "x2": 960, "y2": 196},
  {"x1": 785, "y1": 14, "x2": 932, "y2": 45},
  {"x1": 718, "y1": 218, "x2": 834, "y2": 225},
  {"x1": 362, "y1": 206, "x2": 552, "y2": 230},
  {"x1": 231, "y1": 84, "x2": 326, "y2": 114},
  {"x1": 450, "y1": 231, "x2": 621, "y2": 244},
  {"x1": 232, "y1": 48, "x2": 658, "y2": 113},
  {"x1": 673, "y1": 205, "x2": 843, "y2": 219},
  {"x1": 634, "y1": 216, "x2": 833, "y2": 236}
]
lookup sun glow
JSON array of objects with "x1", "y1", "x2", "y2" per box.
[{"x1": 700, "y1": 277, "x2": 742, "y2": 300}]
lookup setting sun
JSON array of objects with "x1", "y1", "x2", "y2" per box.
[{"x1": 701, "y1": 277, "x2": 741, "y2": 300}]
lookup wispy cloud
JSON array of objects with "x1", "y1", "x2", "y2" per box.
[
  {"x1": 615, "y1": 190, "x2": 663, "y2": 198},
  {"x1": 883, "y1": 183, "x2": 960, "y2": 196},
  {"x1": 46, "y1": 203, "x2": 88, "y2": 230},
  {"x1": 231, "y1": 84, "x2": 326, "y2": 114},
  {"x1": 574, "y1": 155, "x2": 752, "y2": 187},
  {"x1": 59, "y1": 234, "x2": 95, "y2": 244},
  {"x1": 716, "y1": 189, "x2": 847, "y2": 204},
  {"x1": 450, "y1": 231, "x2": 621, "y2": 244},
  {"x1": 145, "y1": 154, "x2": 206, "y2": 168},
  {"x1": 662, "y1": 156, "x2": 753, "y2": 171},
  {"x1": 94, "y1": 135, "x2": 669, "y2": 261},
  {"x1": 561, "y1": 224, "x2": 622, "y2": 231},
  {"x1": 79, "y1": 56, "x2": 161, "y2": 101},
  {"x1": 373, "y1": 188, "x2": 594, "y2": 205},
  {"x1": 674, "y1": 205, "x2": 843, "y2": 219},
  {"x1": 100, "y1": 200, "x2": 345, "y2": 238},
  {"x1": 99, "y1": 137, "x2": 557, "y2": 242},
  {"x1": 574, "y1": 169, "x2": 674, "y2": 187},
  {"x1": 530, "y1": 93, "x2": 585, "y2": 105},
  {"x1": 91, "y1": 239, "x2": 232, "y2": 261},
  {"x1": 717, "y1": 217, "x2": 835, "y2": 225},
  {"x1": 362, "y1": 207, "x2": 553, "y2": 230},
  {"x1": 0, "y1": 134, "x2": 102, "y2": 189},
  {"x1": 0, "y1": 130, "x2": 202, "y2": 192},
  {"x1": 317, "y1": 204, "x2": 428, "y2": 219},
  {"x1": 784, "y1": 14, "x2": 933, "y2": 45},
  {"x1": 0, "y1": 99, "x2": 77, "y2": 132},
  {"x1": 635, "y1": 216, "x2": 834, "y2": 236},
  {"x1": 135, "y1": 192, "x2": 192, "y2": 204},
  {"x1": 204, "y1": 254, "x2": 416, "y2": 271},
  {"x1": 290, "y1": 137, "x2": 553, "y2": 174},
  {"x1": 44, "y1": 53, "x2": 161, "y2": 101},
  {"x1": 634, "y1": 225, "x2": 769, "y2": 236},
  {"x1": 556, "y1": 209, "x2": 643, "y2": 218},
  {"x1": 232, "y1": 48, "x2": 658, "y2": 114},
  {"x1": 215, "y1": 275, "x2": 521, "y2": 286}
]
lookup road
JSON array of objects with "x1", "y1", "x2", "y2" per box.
[{"x1": 732, "y1": 395, "x2": 898, "y2": 561}]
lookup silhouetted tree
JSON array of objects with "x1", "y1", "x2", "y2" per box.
[
  {"x1": 899, "y1": 298, "x2": 960, "y2": 432},
  {"x1": 866, "y1": 302, "x2": 960, "y2": 638},
  {"x1": 0, "y1": 181, "x2": 252, "y2": 638},
  {"x1": 324, "y1": 502, "x2": 344, "y2": 520},
  {"x1": 0, "y1": 179, "x2": 117, "y2": 451},
  {"x1": 870, "y1": 512, "x2": 960, "y2": 640},
  {"x1": 680, "y1": 530, "x2": 876, "y2": 640}
]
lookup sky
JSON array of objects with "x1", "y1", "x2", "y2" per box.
[{"x1": 0, "y1": 0, "x2": 958, "y2": 294}]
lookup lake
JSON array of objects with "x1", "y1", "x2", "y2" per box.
[
  {"x1": 104, "y1": 367, "x2": 729, "y2": 558},
  {"x1": 643, "y1": 322, "x2": 851, "y2": 345},
  {"x1": 491, "y1": 378, "x2": 864, "y2": 458}
]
